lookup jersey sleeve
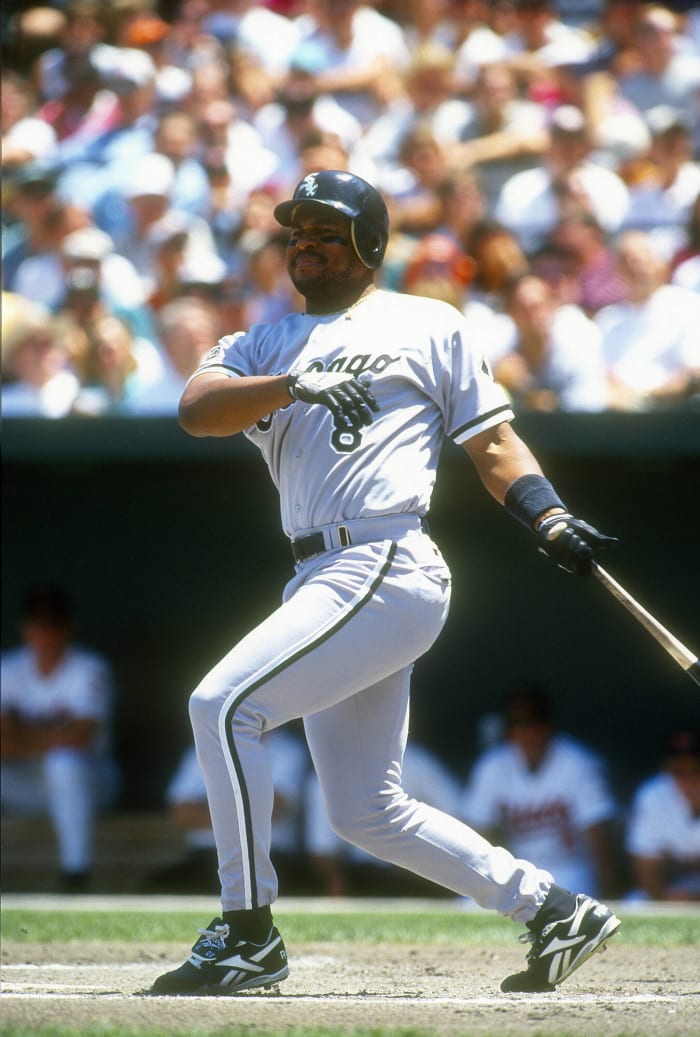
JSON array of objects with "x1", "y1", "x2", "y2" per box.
[
  {"x1": 187, "y1": 331, "x2": 251, "y2": 382},
  {"x1": 441, "y1": 317, "x2": 514, "y2": 444}
]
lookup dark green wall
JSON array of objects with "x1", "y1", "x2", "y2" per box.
[{"x1": 3, "y1": 414, "x2": 699, "y2": 808}]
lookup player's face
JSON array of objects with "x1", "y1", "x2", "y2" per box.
[{"x1": 285, "y1": 208, "x2": 370, "y2": 308}]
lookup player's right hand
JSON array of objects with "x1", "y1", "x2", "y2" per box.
[
  {"x1": 536, "y1": 513, "x2": 617, "y2": 577},
  {"x1": 286, "y1": 370, "x2": 378, "y2": 429}
]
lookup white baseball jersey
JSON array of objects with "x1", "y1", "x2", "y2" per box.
[
  {"x1": 1, "y1": 645, "x2": 114, "y2": 756},
  {"x1": 626, "y1": 773, "x2": 700, "y2": 866},
  {"x1": 461, "y1": 734, "x2": 616, "y2": 895},
  {"x1": 193, "y1": 289, "x2": 513, "y2": 537}
]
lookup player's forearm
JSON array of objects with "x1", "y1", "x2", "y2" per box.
[{"x1": 179, "y1": 373, "x2": 292, "y2": 437}]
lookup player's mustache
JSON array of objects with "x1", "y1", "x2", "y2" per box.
[{"x1": 292, "y1": 248, "x2": 326, "y2": 267}]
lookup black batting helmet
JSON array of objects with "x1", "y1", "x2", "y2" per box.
[{"x1": 274, "y1": 170, "x2": 389, "y2": 270}]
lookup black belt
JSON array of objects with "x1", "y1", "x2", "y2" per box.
[{"x1": 291, "y1": 516, "x2": 430, "y2": 565}]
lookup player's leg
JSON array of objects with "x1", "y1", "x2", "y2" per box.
[
  {"x1": 150, "y1": 539, "x2": 450, "y2": 995},
  {"x1": 188, "y1": 539, "x2": 450, "y2": 912},
  {"x1": 42, "y1": 748, "x2": 97, "y2": 887},
  {"x1": 307, "y1": 677, "x2": 621, "y2": 992},
  {"x1": 304, "y1": 672, "x2": 552, "y2": 922}
]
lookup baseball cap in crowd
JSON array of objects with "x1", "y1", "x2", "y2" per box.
[
  {"x1": 178, "y1": 251, "x2": 227, "y2": 293},
  {"x1": 145, "y1": 211, "x2": 192, "y2": 250},
  {"x1": 645, "y1": 105, "x2": 691, "y2": 138},
  {"x1": 98, "y1": 47, "x2": 156, "y2": 94},
  {"x1": 123, "y1": 153, "x2": 175, "y2": 199},
  {"x1": 549, "y1": 105, "x2": 588, "y2": 136},
  {"x1": 7, "y1": 159, "x2": 60, "y2": 195},
  {"x1": 61, "y1": 226, "x2": 114, "y2": 263}
]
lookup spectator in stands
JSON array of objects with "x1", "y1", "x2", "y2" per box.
[
  {"x1": 120, "y1": 10, "x2": 192, "y2": 112},
  {"x1": 448, "y1": 62, "x2": 550, "y2": 210},
  {"x1": 294, "y1": 0, "x2": 411, "y2": 131},
  {"x1": 34, "y1": 0, "x2": 116, "y2": 105},
  {"x1": 504, "y1": 0, "x2": 597, "y2": 101},
  {"x1": 1, "y1": 70, "x2": 58, "y2": 168},
  {"x1": 670, "y1": 190, "x2": 700, "y2": 292},
  {"x1": 461, "y1": 684, "x2": 618, "y2": 898},
  {"x1": 382, "y1": 122, "x2": 449, "y2": 239},
  {"x1": 617, "y1": 5, "x2": 700, "y2": 156},
  {"x1": 70, "y1": 313, "x2": 161, "y2": 416},
  {"x1": 252, "y1": 41, "x2": 365, "y2": 194},
  {"x1": 621, "y1": 106, "x2": 700, "y2": 263},
  {"x1": 305, "y1": 740, "x2": 461, "y2": 897},
  {"x1": 145, "y1": 724, "x2": 312, "y2": 895},
  {"x1": 153, "y1": 110, "x2": 212, "y2": 219},
  {"x1": 401, "y1": 0, "x2": 456, "y2": 53},
  {"x1": 358, "y1": 41, "x2": 468, "y2": 187},
  {"x1": 450, "y1": 1, "x2": 515, "y2": 94},
  {"x1": 2, "y1": 161, "x2": 89, "y2": 294},
  {"x1": 546, "y1": 209, "x2": 628, "y2": 315},
  {"x1": 595, "y1": 229, "x2": 700, "y2": 408},
  {"x1": 625, "y1": 728, "x2": 700, "y2": 901},
  {"x1": 465, "y1": 219, "x2": 531, "y2": 313},
  {"x1": 1, "y1": 299, "x2": 81, "y2": 418},
  {"x1": 491, "y1": 272, "x2": 608, "y2": 410},
  {"x1": 206, "y1": 0, "x2": 302, "y2": 114},
  {"x1": 495, "y1": 103, "x2": 630, "y2": 256},
  {"x1": 104, "y1": 152, "x2": 218, "y2": 301},
  {"x1": 400, "y1": 230, "x2": 475, "y2": 309},
  {"x1": 435, "y1": 168, "x2": 487, "y2": 251},
  {"x1": 0, "y1": 583, "x2": 119, "y2": 891},
  {"x1": 128, "y1": 296, "x2": 221, "y2": 415}
]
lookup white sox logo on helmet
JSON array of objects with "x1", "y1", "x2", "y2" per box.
[{"x1": 298, "y1": 174, "x2": 319, "y2": 197}]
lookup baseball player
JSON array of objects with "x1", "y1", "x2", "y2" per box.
[
  {"x1": 150, "y1": 170, "x2": 621, "y2": 997},
  {"x1": 461, "y1": 685, "x2": 618, "y2": 898}
]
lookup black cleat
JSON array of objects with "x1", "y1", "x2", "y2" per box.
[
  {"x1": 501, "y1": 886, "x2": 621, "y2": 993},
  {"x1": 150, "y1": 918, "x2": 288, "y2": 996}
]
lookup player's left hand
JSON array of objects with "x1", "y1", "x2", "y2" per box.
[
  {"x1": 286, "y1": 370, "x2": 378, "y2": 429},
  {"x1": 537, "y1": 513, "x2": 617, "y2": 577}
]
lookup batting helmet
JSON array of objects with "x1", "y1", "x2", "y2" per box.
[{"x1": 274, "y1": 170, "x2": 389, "y2": 270}]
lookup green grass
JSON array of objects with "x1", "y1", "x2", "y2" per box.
[{"x1": 1, "y1": 907, "x2": 698, "y2": 946}]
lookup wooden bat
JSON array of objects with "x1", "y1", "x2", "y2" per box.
[{"x1": 593, "y1": 563, "x2": 700, "y2": 687}]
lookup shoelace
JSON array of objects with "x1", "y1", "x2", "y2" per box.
[
  {"x1": 197, "y1": 923, "x2": 230, "y2": 942},
  {"x1": 189, "y1": 922, "x2": 231, "y2": 966}
]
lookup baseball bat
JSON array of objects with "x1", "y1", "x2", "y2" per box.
[{"x1": 592, "y1": 563, "x2": 700, "y2": 687}]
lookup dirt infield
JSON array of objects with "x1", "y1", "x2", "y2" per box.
[{"x1": 3, "y1": 938, "x2": 699, "y2": 1036}]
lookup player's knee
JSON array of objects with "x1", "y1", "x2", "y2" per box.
[{"x1": 188, "y1": 683, "x2": 215, "y2": 733}]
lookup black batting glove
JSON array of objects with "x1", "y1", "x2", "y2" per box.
[
  {"x1": 537, "y1": 513, "x2": 618, "y2": 577},
  {"x1": 286, "y1": 370, "x2": 378, "y2": 430}
]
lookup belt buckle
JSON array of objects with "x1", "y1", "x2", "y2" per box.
[{"x1": 337, "y1": 524, "x2": 351, "y2": 547}]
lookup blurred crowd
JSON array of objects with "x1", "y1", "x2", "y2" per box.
[{"x1": 2, "y1": 0, "x2": 700, "y2": 417}]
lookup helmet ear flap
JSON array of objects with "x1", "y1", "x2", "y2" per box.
[{"x1": 351, "y1": 222, "x2": 385, "y2": 270}]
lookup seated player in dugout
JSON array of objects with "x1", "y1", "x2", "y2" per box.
[{"x1": 149, "y1": 171, "x2": 622, "y2": 997}]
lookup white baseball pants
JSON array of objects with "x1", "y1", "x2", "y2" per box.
[{"x1": 189, "y1": 530, "x2": 553, "y2": 921}]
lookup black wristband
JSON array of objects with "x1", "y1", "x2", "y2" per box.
[{"x1": 504, "y1": 474, "x2": 566, "y2": 530}]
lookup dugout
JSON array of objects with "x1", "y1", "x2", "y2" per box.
[{"x1": 3, "y1": 412, "x2": 699, "y2": 811}]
